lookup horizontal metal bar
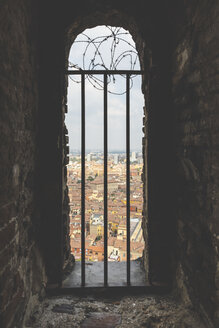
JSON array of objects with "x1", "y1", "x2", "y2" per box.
[{"x1": 66, "y1": 70, "x2": 143, "y2": 75}]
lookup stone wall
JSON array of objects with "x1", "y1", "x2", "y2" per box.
[
  {"x1": 62, "y1": 123, "x2": 72, "y2": 272},
  {"x1": 0, "y1": 0, "x2": 219, "y2": 327},
  {"x1": 171, "y1": 0, "x2": 219, "y2": 326},
  {"x1": 0, "y1": 1, "x2": 46, "y2": 327}
]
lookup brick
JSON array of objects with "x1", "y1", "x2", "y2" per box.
[{"x1": 0, "y1": 0, "x2": 219, "y2": 327}]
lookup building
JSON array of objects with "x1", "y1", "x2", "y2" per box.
[
  {"x1": 87, "y1": 153, "x2": 92, "y2": 162},
  {"x1": 114, "y1": 154, "x2": 119, "y2": 164},
  {"x1": 117, "y1": 221, "x2": 127, "y2": 240},
  {"x1": 131, "y1": 151, "x2": 136, "y2": 162},
  {"x1": 1, "y1": 1, "x2": 219, "y2": 327},
  {"x1": 89, "y1": 214, "x2": 104, "y2": 236}
]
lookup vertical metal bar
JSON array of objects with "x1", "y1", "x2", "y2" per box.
[
  {"x1": 104, "y1": 73, "x2": 108, "y2": 287},
  {"x1": 126, "y1": 74, "x2": 131, "y2": 286},
  {"x1": 81, "y1": 73, "x2": 85, "y2": 287}
]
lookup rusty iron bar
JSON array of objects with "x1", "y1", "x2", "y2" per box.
[
  {"x1": 126, "y1": 73, "x2": 131, "y2": 286},
  {"x1": 81, "y1": 73, "x2": 85, "y2": 286},
  {"x1": 104, "y1": 73, "x2": 108, "y2": 287},
  {"x1": 67, "y1": 70, "x2": 143, "y2": 287}
]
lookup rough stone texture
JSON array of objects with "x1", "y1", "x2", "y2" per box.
[
  {"x1": 0, "y1": 1, "x2": 46, "y2": 327},
  {"x1": 81, "y1": 312, "x2": 122, "y2": 328},
  {"x1": 0, "y1": 0, "x2": 219, "y2": 327},
  {"x1": 171, "y1": 1, "x2": 219, "y2": 326},
  {"x1": 62, "y1": 123, "x2": 73, "y2": 272},
  {"x1": 27, "y1": 294, "x2": 205, "y2": 328},
  {"x1": 37, "y1": 1, "x2": 64, "y2": 287}
]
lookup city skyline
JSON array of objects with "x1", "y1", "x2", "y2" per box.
[
  {"x1": 67, "y1": 154, "x2": 144, "y2": 262},
  {"x1": 69, "y1": 149, "x2": 143, "y2": 154}
]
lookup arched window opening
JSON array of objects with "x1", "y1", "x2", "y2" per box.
[{"x1": 63, "y1": 26, "x2": 146, "y2": 287}]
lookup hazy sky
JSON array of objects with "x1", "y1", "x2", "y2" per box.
[{"x1": 65, "y1": 26, "x2": 144, "y2": 152}]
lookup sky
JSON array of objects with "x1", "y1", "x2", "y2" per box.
[{"x1": 65, "y1": 26, "x2": 144, "y2": 153}]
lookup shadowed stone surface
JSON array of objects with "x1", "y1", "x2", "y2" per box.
[
  {"x1": 29, "y1": 294, "x2": 206, "y2": 328},
  {"x1": 1, "y1": 0, "x2": 219, "y2": 327},
  {"x1": 81, "y1": 313, "x2": 121, "y2": 328},
  {"x1": 52, "y1": 304, "x2": 74, "y2": 315},
  {"x1": 62, "y1": 260, "x2": 146, "y2": 287}
]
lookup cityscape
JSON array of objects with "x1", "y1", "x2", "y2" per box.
[{"x1": 67, "y1": 151, "x2": 145, "y2": 262}]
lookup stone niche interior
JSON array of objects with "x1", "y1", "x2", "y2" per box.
[{"x1": 0, "y1": 0, "x2": 219, "y2": 327}]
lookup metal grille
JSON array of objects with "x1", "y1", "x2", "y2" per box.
[{"x1": 66, "y1": 69, "x2": 143, "y2": 287}]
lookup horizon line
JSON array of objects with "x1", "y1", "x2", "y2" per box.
[{"x1": 69, "y1": 150, "x2": 142, "y2": 153}]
